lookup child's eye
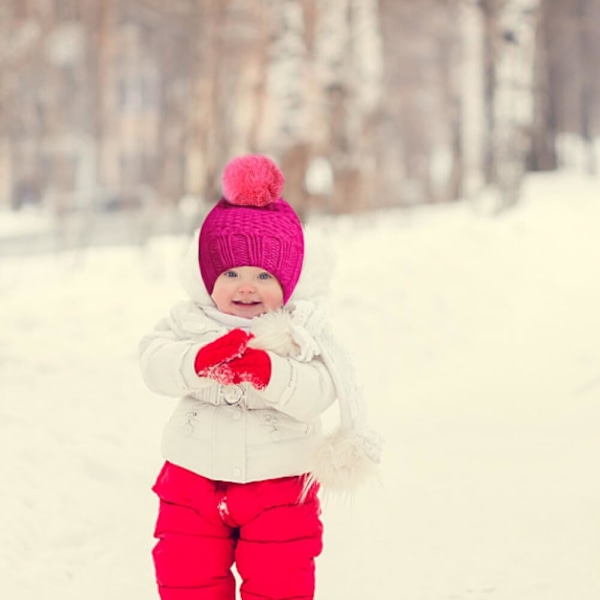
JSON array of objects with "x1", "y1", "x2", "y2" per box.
[
  {"x1": 223, "y1": 270, "x2": 238, "y2": 278},
  {"x1": 258, "y1": 272, "x2": 272, "y2": 280}
]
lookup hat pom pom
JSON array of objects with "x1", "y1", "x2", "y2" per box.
[{"x1": 222, "y1": 155, "x2": 285, "y2": 207}]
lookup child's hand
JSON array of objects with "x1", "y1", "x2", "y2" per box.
[
  {"x1": 198, "y1": 348, "x2": 272, "y2": 391},
  {"x1": 225, "y1": 349, "x2": 271, "y2": 390},
  {"x1": 194, "y1": 329, "x2": 253, "y2": 374}
]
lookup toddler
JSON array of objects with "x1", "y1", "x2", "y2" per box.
[{"x1": 139, "y1": 155, "x2": 381, "y2": 600}]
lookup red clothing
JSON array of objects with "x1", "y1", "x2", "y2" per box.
[{"x1": 152, "y1": 462, "x2": 323, "y2": 600}]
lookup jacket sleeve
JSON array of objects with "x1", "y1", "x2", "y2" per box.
[
  {"x1": 138, "y1": 310, "x2": 219, "y2": 398},
  {"x1": 251, "y1": 352, "x2": 337, "y2": 423}
]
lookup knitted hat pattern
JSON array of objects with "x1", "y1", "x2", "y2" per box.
[{"x1": 199, "y1": 155, "x2": 304, "y2": 304}]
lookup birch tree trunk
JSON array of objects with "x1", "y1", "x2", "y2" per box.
[
  {"x1": 576, "y1": 0, "x2": 597, "y2": 175},
  {"x1": 186, "y1": 1, "x2": 233, "y2": 202},
  {"x1": 460, "y1": 0, "x2": 486, "y2": 200},
  {"x1": 313, "y1": 0, "x2": 383, "y2": 212},
  {"x1": 261, "y1": 0, "x2": 311, "y2": 218},
  {"x1": 529, "y1": 2, "x2": 557, "y2": 173},
  {"x1": 490, "y1": 0, "x2": 540, "y2": 209},
  {"x1": 349, "y1": 0, "x2": 383, "y2": 210}
]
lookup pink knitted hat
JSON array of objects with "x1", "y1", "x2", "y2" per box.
[{"x1": 199, "y1": 155, "x2": 304, "y2": 304}]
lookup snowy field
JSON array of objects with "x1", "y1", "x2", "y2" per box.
[{"x1": 1, "y1": 172, "x2": 599, "y2": 600}]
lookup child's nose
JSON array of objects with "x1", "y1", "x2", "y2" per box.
[{"x1": 237, "y1": 280, "x2": 256, "y2": 293}]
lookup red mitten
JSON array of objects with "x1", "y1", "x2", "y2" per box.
[
  {"x1": 205, "y1": 348, "x2": 272, "y2": 390},
  {"x1": 194, "y1": 329, "x2": 253, "y2": 375},
  {"x1": 226, "y1": 348, "x2": 272, "y2": 390}
]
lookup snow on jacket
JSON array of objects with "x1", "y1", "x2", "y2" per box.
[{"x1": 139, "y1": 228, "x2": 345, "y2": 484}]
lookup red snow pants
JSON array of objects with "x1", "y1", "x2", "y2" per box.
[{"x1": 151, "y1": 462, "x2": 323, "y2": 600}]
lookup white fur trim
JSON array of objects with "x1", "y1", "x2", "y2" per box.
[
  {"x1": 249, "y1": 311, "x2": 297, "y2": 356},
  {"x1": 249, "y1": 307, "x2": 322, "y2": 362},
  {"x1": 289, "y1": 226, "x2": 336, "y2": 303},
  {"x1": 178, "y1": 229, "x2": 213, "y2": 306}
]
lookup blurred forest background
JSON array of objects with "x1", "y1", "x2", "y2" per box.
[{"x1": 0, "y1": 0, "x2": 599, "y2": 238}]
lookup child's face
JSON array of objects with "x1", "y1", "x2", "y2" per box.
[{"x1": 211, "y1": 266, "x2": 284, "y2": 318}]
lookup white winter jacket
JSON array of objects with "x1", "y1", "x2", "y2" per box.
[{"x1": 140, "y1": 300, "x2": 341, "y2": 482}]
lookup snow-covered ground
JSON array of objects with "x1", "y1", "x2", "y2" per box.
[{"x1": 1, "y1": 172, "x2": 599, "y2": 600}]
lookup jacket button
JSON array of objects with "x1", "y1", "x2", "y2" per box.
[
  {"x1": 222, "y1": 384, "x2": 244, "y2": 405},
  {"x1": 232, "y1": 409, "x2": 242, "y2": 421},
  {"x1": 270, "y1": 431, "x2": 281, "y2": 441},
  {"x1": 233, "y1": 467, "x2": 242, "y2": 478}
]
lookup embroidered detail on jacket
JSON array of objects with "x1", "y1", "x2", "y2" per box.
[
  {"x1": 184, "y1": 410, "x2": 197, "y2": 435},
  {"x1": 260, "y1": 413, "x2": 279, "y2": 433}
]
